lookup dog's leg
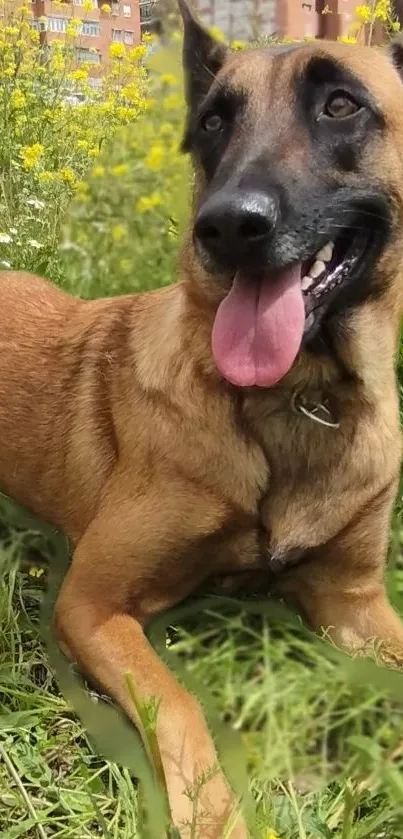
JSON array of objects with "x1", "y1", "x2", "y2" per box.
[
  {"x1": 275, "y1": 483, "x2": 403, "y2": 664},
  {"x1": 54, "y1": 475, "x2": 248, "y2": 839}
]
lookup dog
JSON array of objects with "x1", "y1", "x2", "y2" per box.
[{"x1": 1, "y1": 1, "x2": 403, "y2": 836}]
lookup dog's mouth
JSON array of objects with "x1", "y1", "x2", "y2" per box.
[
  {"x1": 211, "y1": 224, "x2": 377, "y2": 390},
  {"x1": 300, "y1": 229, "x2": 369, "y2": 332}
]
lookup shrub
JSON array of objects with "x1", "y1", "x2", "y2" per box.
[{"x1": 0, "y1": 0, "x2": 149, "y2": 282}]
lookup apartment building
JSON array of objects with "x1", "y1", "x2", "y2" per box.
[
  {"x1": 30, "y1": 0, "x2": 141, "y2": 65},
  {"x1": 27, "y1": 0, "x2": 386, "y2": 69},
  {"x1": 194, "y1": 0, "x2": 359, "y2": 41}
]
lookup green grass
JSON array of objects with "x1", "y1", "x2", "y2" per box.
[{"x1": 1, "y1": 508, "x2": 403, "y2": 838}]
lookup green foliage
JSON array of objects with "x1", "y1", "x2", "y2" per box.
[{"x1": 0, "y1": 0, "x2": 149, "y2": 283}]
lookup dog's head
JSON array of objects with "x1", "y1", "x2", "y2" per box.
[{"x1": 178, "y1": 0, "x2": 403, "y2": 388}]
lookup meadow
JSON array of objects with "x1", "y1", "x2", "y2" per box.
[{"x1": 0, "y1": 3, "x2": 403, "y2": 838}]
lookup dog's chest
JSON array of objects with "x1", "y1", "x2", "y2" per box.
[{"x1": 237, "y1": 395, "x2": 375, "y2": 563}]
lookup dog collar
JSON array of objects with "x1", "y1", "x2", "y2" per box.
[{"x1": 291, "y1": 391, "x2": 340, "y2": 429}]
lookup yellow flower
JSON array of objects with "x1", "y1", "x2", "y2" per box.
[
  {"x1": 121, "y1": 82, "x2": 142, "y2": 103},
  {"x1": 111, "y1": 223, "x2": 127, "y2": 240},
  {"x1": 265, "y1": 832, "x2": 280, "y2": 839},
  {"x1": 38, "y1": 171, "x2": 56, "y2": 182},
  {"x1": 88, "y1": 147, "x2": 100, "y2": 157},
  {"x1": 68, "y1": 68, "x2": 88, "y2": 81},
  {"x1": 20, "y1": 143, "x2": 44, "y2": 169},
  {"x1": 159, "y1": 73, "x2": 177, "y2": 86},
  {"x1": 49, "y1": 50, "x2": 63, "y2": 71},
  {"x1": 92, "y1": 164, "x2": 105, "y2": 177},
  {"x1": 83, "y1": 0, "x2": 94, "y2": 8},
  {"x1": 109, "y1": 42, "x2": 125, "y2": 59},
  {"x1": 10, "y1": 89, "x2": 26, "y2": 109},
  {"x1": 2, "y1": 65, "x2": 16, "y2": 78},
  {"x1": 374, "y1": 0, "x2": 389, "y2": 19},
  {"x1": 116, "y1": 105, "x2": 135, "y2": 120},
  {"x1": 101, "y1": 2, "x2": 111, "y2": 10},
  {"x1": 355, "y1": 4, "x2": 372, "y2": 22},
  {"x1": 128, "y1": 44, "x2": 146, "y2": 61},
  {"x1": 60, "y1": 167, "x2": 76, "y2": 186},
  {"x1": 208, "y1": 25, "x2": 225, "y2": 41},
  {"x1": 135, "y1": 192, "x2": 162, "y2": 213},
  {"x1": 144, "y1": 144, "x2": 164, "y2": 171},
  {"x1": 338, "y1": 34, "x2": 357, "y2": 42},
  {"x1": 230, "y1": 39, "x2": 245, "y2": 51},
  {"x1": 111, "y1": 163, "x2": 129, "y2": 176}
]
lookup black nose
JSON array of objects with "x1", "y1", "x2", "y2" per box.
[{"x1": 194, "y1": 189, "x2": 278, "y2": 268}]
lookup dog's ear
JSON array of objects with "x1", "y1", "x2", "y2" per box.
[
  {"x1": 178, "y1": 0, "x2": 228, "y2": 113},
  {"x1": 385, "y1": 34, "x2": 403, "y2": 81}
]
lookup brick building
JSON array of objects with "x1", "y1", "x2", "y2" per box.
[
  {"x1": 194, "y1": 0, "x2": 359, "y2": 42},
  {"x1": 27, "y1": 0, "x2": 388, "y2": 70},
  {"x1": 30, "y1": 0, "x2": 142, "y2": 65}
]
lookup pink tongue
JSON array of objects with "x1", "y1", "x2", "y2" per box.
[{"x1": 212, "y1": 266, "x2": 305, "y2": 387}]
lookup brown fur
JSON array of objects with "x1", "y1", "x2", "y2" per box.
[{"x1": 2, "y1": 25, "x2": 403, "y2": 839}]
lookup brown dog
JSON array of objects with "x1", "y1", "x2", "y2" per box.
[{"x1": 2, "y1": 3, "x2": 403, "y2": 836}]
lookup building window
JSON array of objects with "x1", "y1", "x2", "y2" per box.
[
  {"x1": 112, "y1": 28, "x2": 122, "y2": 40},
  {"x1": 111, "y1": 2, "x2": 120, "y2": 14},
  {"x1": 123, "y1": 3, "x2": 131, "y2": 16},
  {"x1": 123, "y1": 30, "x2": 133, "y2": 44},
  {"x1": 76, "y1": 47, "x2": 101, "y2": 62},
  {"x1": 81, "y1": 20, "x2": 100, "y2": 36},
  {"x1": 139, "y1": 1, "x2": 153, "y2": 23},
  {"x1": 48, "y1": 17, "x2": 68, "y2": 33},
  {"x1": 74, "y1": 0, "x2": 97, "y2": 6}
]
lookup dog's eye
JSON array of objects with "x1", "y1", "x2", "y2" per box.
[
  {"x1": 202, "y1": 113, "x2": 223, "y2": 133},
  {"x1": 323, "y1": 92, "x2": 361, "y2": 119}
]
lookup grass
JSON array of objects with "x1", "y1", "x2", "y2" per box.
[{"x1": 1, "y1": 514, "x2": 403, "y2": 839}]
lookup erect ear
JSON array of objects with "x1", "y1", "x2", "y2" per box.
[
  {"x1": 385, "y1": 33, "x2": 403, "y2": 81},
  {"x1": 177, "y1": 0, "x2": 228, "y2": 114}
]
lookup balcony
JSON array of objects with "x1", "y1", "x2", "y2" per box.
[{"x1": 139, "y1": 0, "x2": 155, "y2": 25}]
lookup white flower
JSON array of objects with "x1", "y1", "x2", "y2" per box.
[
  {"x1": 28, "y1": 239, "x2": 42, "y2": 249},
  {"x1": 0, "y1": 260, "x2": 11, "y2": 268},
  {"x1": 26, "y1": 197, "x2": 45, "y2": 210},
  {"x1": 0, "y1": 233, "x2": 12, "y2": 244}
]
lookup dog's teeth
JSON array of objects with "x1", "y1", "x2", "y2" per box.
[
  {"x1": 301, "y1": 275, "x2": 313, "y2": 291},
  {"x1": 315, "y1": 241, "x2": 334, "y2": 263},
  {"x1": 309, "y1": 259, "x2": 326, "y2": 279}
]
